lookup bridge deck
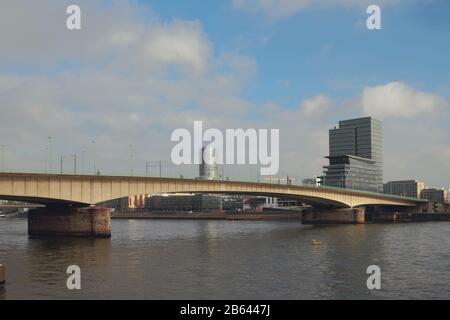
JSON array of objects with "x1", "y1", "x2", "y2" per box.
[{"x1": 0, "y1": 172, "x2": 427, "y2": 208}]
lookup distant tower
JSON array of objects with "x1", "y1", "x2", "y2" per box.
[
  {"x1": 322, "y1": 117, "x2": 383, "y2": 193},
  {"x1": 199, "y1": 145, "x2": 219, "y2": 180}
]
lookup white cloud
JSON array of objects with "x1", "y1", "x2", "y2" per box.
[
  {"x1": 301, "y1": 95, "x2": 332, "y2": 116},
  {"x1": 272, "y1": 84, "x2": 450, "y2": 187},
  {"x1": 1, "y1": 1, "x2": 450, "y2": 187},
  {"x1": 137, "y1": 20, "x2": 212, "y2": 74},
  {"x1": 360, "y1": 81, "x2": 449, "y2": 118},
  {"x1": 0, "y1": 0, "x2": 258, "y2": 178},
  {"x1": 0, "y1": 1, "x2": 211, "y2": 75}
]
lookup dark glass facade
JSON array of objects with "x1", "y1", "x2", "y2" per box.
[
  {"x1": 145, "y1": 194, "x2": 221, "y2": 212},
  {"x1": 322, "y1": 117, "x2": 383, "y2": 193}
]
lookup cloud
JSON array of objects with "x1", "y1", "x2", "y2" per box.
[
  {"x1": 301, "y1": 95, "x2": 332, "y2": 116},
  {"x1": 360, "y1": 81, "x2": 449, "y2": 118},
  {"x1": 0, "y1": 1, "x2": 211, "y2": 75},
  {"x1": 269, "y1": 84, "x2": 450, "y2": 187},
  {"x1": 1, "y1": 1, "x2": 450, "y2": 188},
  {"x1": 232, "y1": 0, "x2": 398, "y2": 21},
  {"x1": 129, "y1": 20, "x2": 212, "y2": 75},
  {"x1": 0, "y1": 0, "x2": 257, "y2": 178}
]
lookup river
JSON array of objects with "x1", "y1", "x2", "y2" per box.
[{"x1": 1, "y1": 218, "x2": 449, "y2": 299}]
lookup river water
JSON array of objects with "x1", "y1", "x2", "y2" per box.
[{"x1": 1, "y1": 218, "x2": 450, "y2": 299}]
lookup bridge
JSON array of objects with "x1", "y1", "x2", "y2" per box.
[
  {"x1": 0, "y1": 172, "x2": 427, "y2": 237},
  {"x1": 0, "y1": 172, "x2": 424, "y2": 208}
]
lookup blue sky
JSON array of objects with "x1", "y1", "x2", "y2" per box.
[
  {"x1": 139, "y1": 0, "x2": 450, "y2": 106},
  {"x1": 0, "y1": 0, "x2": 449, "y2": 186}
]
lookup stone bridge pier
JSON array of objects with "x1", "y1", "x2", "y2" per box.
[
  {"x1": 302, "y1": 207, "x2": 366, "y2": 224},
  {"x1": 28, "y1": 206, "x2": 111, "y2": 238}
]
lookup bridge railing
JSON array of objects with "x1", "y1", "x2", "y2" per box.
[{"x1": 0, "y1": 168, "x2": 425, "y2": 203}]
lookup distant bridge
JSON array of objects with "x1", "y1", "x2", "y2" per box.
[{"x1": 0, "y1": 172, "x2": 426, "y2": 209}]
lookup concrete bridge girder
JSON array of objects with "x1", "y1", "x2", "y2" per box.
[
  {"x1": 0, "y1": 173, "x2": 424, "y2": 209},
  {"x1": 0, "y1": 173, "x2": 426, "y2": 238}
]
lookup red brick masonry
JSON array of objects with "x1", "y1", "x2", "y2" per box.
[{"x1": 28, "y1": 206, "x2": 111, "y2": 237}]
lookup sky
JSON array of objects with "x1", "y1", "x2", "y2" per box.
[{"x1": 0, "y1": 0, "x2": 449, "y2": 187}]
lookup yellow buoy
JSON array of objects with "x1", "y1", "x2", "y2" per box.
[{"x1": 312, "y1": 240, "x2": 324, "y2": 245}]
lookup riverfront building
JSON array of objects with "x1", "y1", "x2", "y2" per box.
[
  {"x1": 322, "y1": 117, "x2": 383, "y2": 193},
  {"x1": 145, "y1": 194, "x2": 221, "y2": 212},
  {"x1": 262, "y1": 197, "x2": 304, "y2": 209},
  {"x1": 421, "y1": 188, "x2": 450, "y2": 203},
  {"x1": 383, "y1": 180, "x2": 425, "y2": 198},
  {"x1": 144, "y1": 193, "x2": 243, "y2": 212}
]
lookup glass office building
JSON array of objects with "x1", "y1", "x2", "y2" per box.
[
  {"x1": 383, "y1": 180, "x2": 425, "y2": 198},
  {"x1": 199, "y1": 146, "x2": 219, "y2": 180},
  {"x1": 322, "y1": 117, "x2": 383, "y2": 193}
]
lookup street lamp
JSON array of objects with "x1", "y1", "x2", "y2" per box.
[
  {"x1": 60, "y1": 154, "x2": 77, "y2": 175},
  {"x1": 91, "y1": 140, "x2": 96, "y2": 175},
  {"x1": 81, "y1": 150, "x2": 85, "y2": 175},
  {"x1": 48, "y1": 136, "x2": 52, "y2": 174},
  {"x1": 44, "y1": 147, "x2": 48, "y2": 173},
  {"x1": 1, "y1": 145, "x2": 5, "y2": 173},
  {"x1": 145, "y1": 160, "x2": 162, "y2": 178},
  {"x1": 145, "y1": 161, "x2": 150, "y2": 177},
  {"x1": 129, "y1": 144, "x2": 134, "y2": 176}
]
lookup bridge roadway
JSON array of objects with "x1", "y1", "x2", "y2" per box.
[
  {"x1": 0, "y1": 172, "x2": 425, "y2": 208},
  {"x1": 0, "y1": 172, "x2": 427, "y2": 237}
]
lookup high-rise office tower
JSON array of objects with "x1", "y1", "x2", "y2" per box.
[
  {"x1": 322, "y1": 117, "x2": 383, "y2": 193},
  {"x1": 199, "y1": 145, "x2": 219, "y2": 180}
]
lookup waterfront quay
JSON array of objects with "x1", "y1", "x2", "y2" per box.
[
  {"x1": 110, "y1": 209, "x2": 450, "y2": 224},
  {"x1": 367, "y1": 211, "x2": 450, "y2": 223},
  {"x1": 111, "y1": 210, "x2": 303, "y2": 221}
]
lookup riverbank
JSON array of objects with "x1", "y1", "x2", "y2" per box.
[
  {"x1": 367, "y1": 212, "x2": 450, "y2": 223},
  {"x1": 112, "y1": 210, "x2": 303, "y2": 221},
  {"x1": 111, "y1": 210, "x2": 450, "y2": 223}
]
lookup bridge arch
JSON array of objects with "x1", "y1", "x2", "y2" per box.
[{"x1": 0, "y1": 173, "x2": 425, "y2": 209}]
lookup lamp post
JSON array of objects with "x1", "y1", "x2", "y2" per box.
[
  {"x1": 81, "y1": 150, "x2": 85, "y2": 175},
  {"x1": 44, "y1": 147, "x2": 48, "y2": 173},
  {"x1": 129, "y1": 144, "x2": 134, "y2": 176},
  {"x1": 1, "y1": 145, "x2": 5, "y2": 173},
  {"x1": 60, "y1": 154, "x2": 77, "y2": 175},
  {"x1": 91, "y1": 140, "x2": 96, "y2": 175},
  {"x1": 48, "y1": 136, "x2": 52, "y2": 174},
  {"x1": 145, "y1": 160, "x2": 163, "y2": 178},
  {"x1": 74, "y1": 153, "x2": 77, "y2": 175}
]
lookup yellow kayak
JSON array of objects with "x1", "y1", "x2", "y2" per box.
[{"x1": 312, "y1": 240, "x2": 324, "y2": 245}]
